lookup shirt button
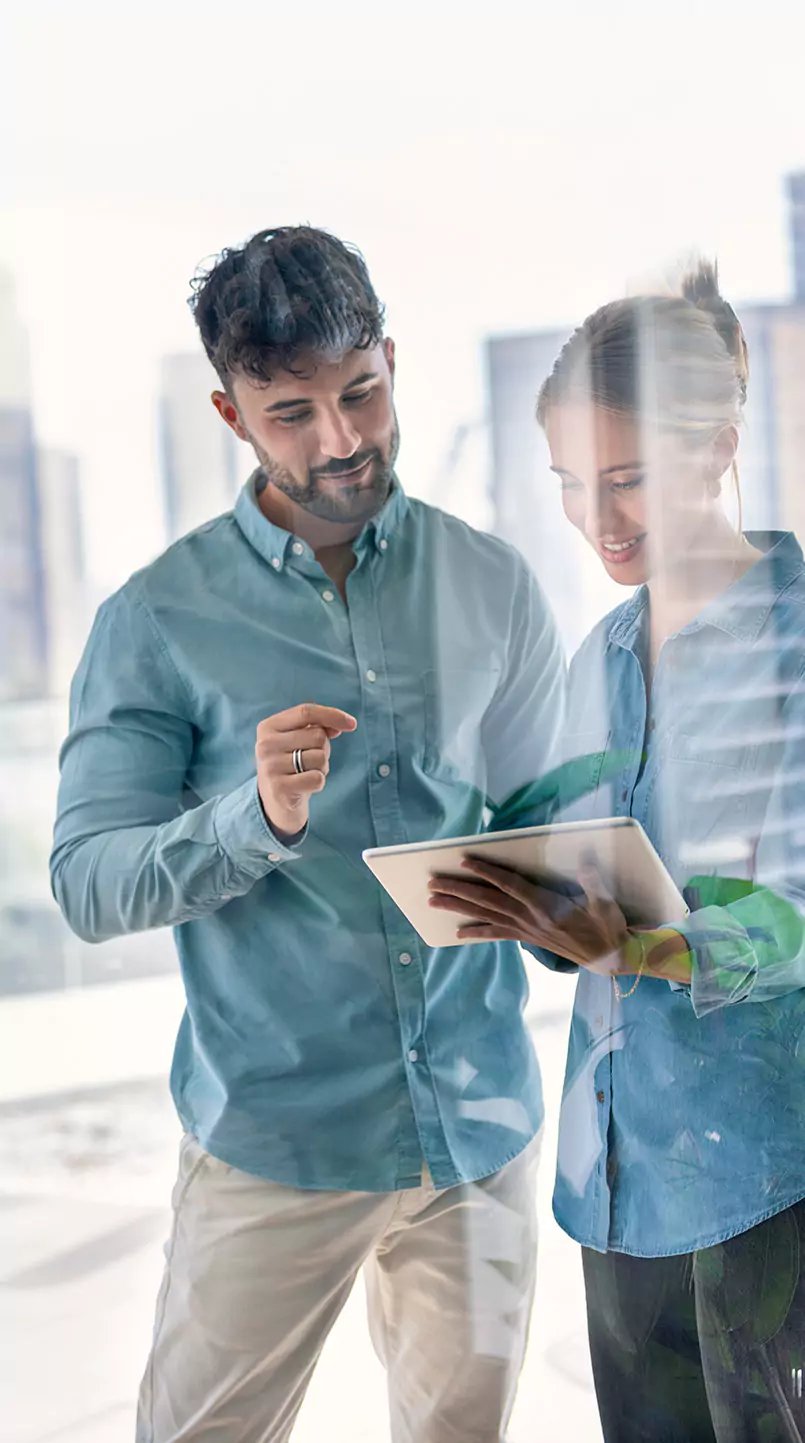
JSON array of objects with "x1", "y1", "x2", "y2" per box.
[
  {"x1": 271, "y1": 558, "x2": 281, "y2": 570},
  {"x1": 366, "y1": 669, "x2": 377, "y2": 683},
  {"x1": 378, "y1": 763, "x2": 391, "y2": 778},
  {"x1": 399, "y1": 951, "x2": 412, "y2": 966},
  {"x1": 292, "y1": 541, "x2": 304, "y2": 556},
  {"x1": 596, "y1": 1090, "x2": 606, "y2": 1104},
  {"x1": 268, "y1": 852, "x2": 282, "y2": 863},
  {"x1": 408, "y1": 1048, "x2": 419, "y2": 1062},
  {"x1": 322, "y1": 589, "x2": 335, "y2": 603},
  {"x1": 378, "y1": 538, "x2": 389, "y2": 552}
]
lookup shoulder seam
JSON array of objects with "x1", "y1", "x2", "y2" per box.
[{"x1": 127, "y1": 584, "x2": 196, "y2": 713}]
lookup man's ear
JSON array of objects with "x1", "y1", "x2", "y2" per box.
[
  {"x1": 212, "y1": 390, "x2": 249, "y2": 441},
  {"x1": 383, "y1": 337, "x2": 396, "y2": 382}
]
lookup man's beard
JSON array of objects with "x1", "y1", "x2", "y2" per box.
[{"x1": 252, "y1": 418, "x2": 400, "y2": 524}]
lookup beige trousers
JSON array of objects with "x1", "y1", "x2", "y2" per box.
[{"x1": 135, "y1": 1131, "x2": 541, "y2": 1443}]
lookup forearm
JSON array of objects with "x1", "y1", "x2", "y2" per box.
[{"x1": 51, "y1": 778, "x2": 301, "y2": 942}]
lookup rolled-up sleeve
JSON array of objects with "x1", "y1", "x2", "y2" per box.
[{"x1": 673, "y1": 663, "x2": 805, "y2": 1016}]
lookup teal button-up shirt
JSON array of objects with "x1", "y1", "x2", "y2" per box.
[{"x1": 51, "y1": 477, "x2": 564, "y2": 1190}]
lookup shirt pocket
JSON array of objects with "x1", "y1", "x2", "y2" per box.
[
  {"x1": 665, "y1": 730, "x2": 754, "y2": 807},
  {"x1": 667, "y1": 730, "x2": 754, "y2": 771},
  {"x1": 660, "y1": 730, "x2": 756, "y2": 874},
  {"x1": 422, "y1": 666, "x2": 502, "y2": 787}
]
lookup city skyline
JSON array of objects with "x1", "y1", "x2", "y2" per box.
[
  {"x1": 3, "y1": 0, "x2": 803, "y2": 592},
  {"x1": 3, "y1": 167, "x2": 804, "y2": 698}
]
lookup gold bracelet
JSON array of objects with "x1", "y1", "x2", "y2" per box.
[{"x1": 611, "y1": 934, "x2": 646, "y2": 1001}]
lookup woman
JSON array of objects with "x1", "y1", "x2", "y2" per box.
[{"x1": 430, "y1": 265, "x2": 805, "y2": 1442}]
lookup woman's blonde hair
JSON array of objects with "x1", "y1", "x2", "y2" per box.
[{"x1": 536, "y1": 261, "x2": 749, "y2": 526}]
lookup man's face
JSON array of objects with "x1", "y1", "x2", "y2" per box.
[{"x1": 215, "y1": 340, "x2": 399, "y2": 525}]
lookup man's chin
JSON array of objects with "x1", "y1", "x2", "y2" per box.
[{"x1": 314, "y1": 474, "x2": 391, "y2": 523}]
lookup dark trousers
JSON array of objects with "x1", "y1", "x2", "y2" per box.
[{"x1": 582, "y1": 1198, "x2": 805, "y2": 1443}]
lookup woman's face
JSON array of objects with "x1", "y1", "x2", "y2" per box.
[{"x1": 543, "y1": 402, "x2": 729, "y2": 587}]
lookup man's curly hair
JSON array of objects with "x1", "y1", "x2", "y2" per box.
[{"x1": 188, "y1": 226, "x2": 385, "y2": 387}]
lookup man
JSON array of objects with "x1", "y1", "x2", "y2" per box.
[{"x1": 50, "y1": 226, "x2": 564, "y2": 1443}]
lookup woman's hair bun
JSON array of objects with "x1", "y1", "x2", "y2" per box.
[{"x1": 681, "y1": 259, "x2": 748, "y2": 404}]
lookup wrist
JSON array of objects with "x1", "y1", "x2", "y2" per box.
[
  {"x1": 257, "y1": 787, "x2": 306, "y2": 845},
  {"x1": 638, "y1": 927, "x2": 693, "y2": 984}
]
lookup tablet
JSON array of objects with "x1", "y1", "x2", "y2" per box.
[{"x1": 362, "y1": 817, "x2": 689, "y2": 949}]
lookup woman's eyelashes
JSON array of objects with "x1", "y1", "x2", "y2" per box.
[
  {"x1": 610, "y1": 474, "x2": 645, "y2": 492},
  {"x1": 559, "y1": 474, "x2": 645, "y2": 494}
]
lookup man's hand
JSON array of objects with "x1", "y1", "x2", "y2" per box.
[{"x1": 255, "y1": 703, "x2": 357, "y2": 839}]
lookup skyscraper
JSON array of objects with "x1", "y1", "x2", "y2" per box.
[
  {"x1": 159, "y1": 353, "x2": 243, "y2": 541},
  {"x1": 485, "y1": 176, "x2": 805, "y2": 649},
  {"x1": 36, "y1": 447, "x2": 88, "y2": 696},
  {"x1": 788, "y1": 171, "x2": 805, "y2": 304},
  {"x1": 0, "y1": 271, "x2": 48, "y2": 701}
]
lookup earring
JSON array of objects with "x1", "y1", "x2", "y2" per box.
[{"x1": 707, "y1": 475, "x2": 722, "y2": 498}]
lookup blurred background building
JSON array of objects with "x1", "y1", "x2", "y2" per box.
[
  {"x1": 0, "y1": 270, "x2": 49, "y2": 702},
  {"x1": 0, "y1": 272, "x2": 91, "y2": 705},
  {"x1": 36, "y1": 447, "x2": 90, "y2": 698},
  {"x1": 159, "y1": 352, "x2": 242, "y2": 541},
  {"x1": 486, "y1": 171, "x2": 805, "y2": 651}
]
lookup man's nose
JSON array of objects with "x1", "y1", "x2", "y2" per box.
[{"x1": 317, "y1": 408, "x2": 361, "y2": 460}]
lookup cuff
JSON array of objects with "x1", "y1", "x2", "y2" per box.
[
  {"x1": 672, "y1": 906, "x2": 758, "y2": 1017},
  {"x1": 214, "y1": 778, "x2": 308, "y2": 878},
  {"x1": 523, "y1": 941, "x2": 579, "y2": 973}
]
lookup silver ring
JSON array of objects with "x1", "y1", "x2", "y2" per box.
[{"x1": 292, "y1": 748, "x2": 305, "y2": 775}]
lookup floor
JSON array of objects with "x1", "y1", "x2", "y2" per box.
[{"x1": 1, "y1": 967, "x2": 603, "y2": 1442}]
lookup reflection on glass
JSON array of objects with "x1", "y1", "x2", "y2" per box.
[
  {"x1": 5, "y1": 164, "x2": 805, "y2": 1442},
  {"x1": 436, "y1": 260, "x2": 805, "y2": 1438}
]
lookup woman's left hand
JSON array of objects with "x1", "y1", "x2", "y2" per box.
[{"x1": 428, "y1": 855, "x2": 639, "y2": 976}]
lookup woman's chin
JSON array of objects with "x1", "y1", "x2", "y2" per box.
[{"x1": 604, "y1": 560, "x2": 648, "y2": 586}]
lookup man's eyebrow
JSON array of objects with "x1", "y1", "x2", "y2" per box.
[
  {"x1": 263, "y1": 396, "x2": 311, "y2": 414},
  {"x1": 342, "y1": 371, "x2": 378, "y2": 390},
  {"x1": 262, "y1": 371, "x2": 380, "y2": 413}
]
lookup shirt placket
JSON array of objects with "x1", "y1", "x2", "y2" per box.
[
  {"x1": 595, "y1": 643, "x2": 648, "y2": 1248},
  {"x1": 346, "y1": 544, "x2": 455, "y2": 1187}
]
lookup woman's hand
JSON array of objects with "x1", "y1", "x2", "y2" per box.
[{"x1": 427, "y1": 855, "x2": 692, "y2": 983}]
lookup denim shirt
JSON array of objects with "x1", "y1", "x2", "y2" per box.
[
  {"x1": 51, "y1": 476, "x2": 564, "y2": 1191},
  {"x1": 551, "y1": 532, "x2": 805, "y2": 1256}
]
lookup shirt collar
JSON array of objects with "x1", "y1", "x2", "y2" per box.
[
  {"x1": 607, "y1": 531, "x2": 803, "y2": 651},
  {"x1": 233, "y1": 469, "x2": 409, "y2": 571}
]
